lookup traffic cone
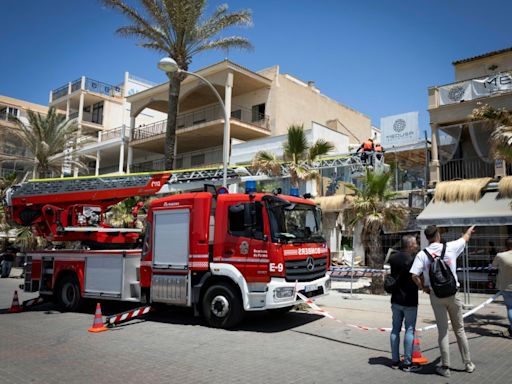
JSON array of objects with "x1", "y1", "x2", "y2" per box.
[
  {"x1": 8, "y1": 290, "x2": 23, "y2": 313},
  {"x1": 87, "y1": 303, "x2": 108, "y2": 333},
  {"x1": 411, "y1": 334, "x2": 429, "y2": 365}
]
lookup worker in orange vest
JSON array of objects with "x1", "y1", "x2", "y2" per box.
[
  {"x1": 357, "y1": 138, "x2": 374, "y2": 165},
  {"x1": 374, "y1": 142, "x2": 384, "y2": 161}
]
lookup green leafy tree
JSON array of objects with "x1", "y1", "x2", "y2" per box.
[
  {"x1": 252, "y1": 124, "x2": 334, "y2": 190},
  {"x1": 343, "y1": 169, "x2": 408, "y2": 292},
  {"x1": 5, "y1": 108, "x2": 85, "y2": 178},
  {"x1": 101, "y1": 0, "x2": 253, "y2": 169},
  {"x1": 471, "y1": 103, "x2": 512, "y2": 161}
]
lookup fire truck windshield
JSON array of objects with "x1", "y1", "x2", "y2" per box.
[{"x1": 267, "y1": 201, "x2": 324, "y2": 244}]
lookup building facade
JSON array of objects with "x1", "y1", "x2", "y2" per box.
[
  {"x1": 49, "y1": 72, "x2": 166, "y2": 175},
  {"x1": 125, "y1": 60, "x2": 371, "y2": 173},
  {"x1": 428, "y1": 47, "x2": 512, "y2": 183},
  {"x1": 0, "y1": 95, "x2": 48, "y2": 178}
]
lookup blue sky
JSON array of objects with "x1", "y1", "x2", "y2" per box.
[{"x1": 1, "y1": 0, "x2": 511, "y2": 133}]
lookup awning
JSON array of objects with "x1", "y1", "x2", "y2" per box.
[{"x1": 417, "y1": 191, "x2": 512, "y2": 227}]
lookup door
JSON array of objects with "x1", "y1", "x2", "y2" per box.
[
  {"x1": 151, "y1": 209, "x2": 190, "y2": 305},
  {"x1": 153, "y1": 209, "x2": 190, "y2": 269}
]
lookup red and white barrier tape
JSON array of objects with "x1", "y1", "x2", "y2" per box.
[
  {"x1": 297, "y1": 291, "x2": 503, "y2": 333},
  {"x1": 330, "y1": 266, "x2": 497, "y2": 279},
  {"x1": 106, "y1": 305, "x2": 152, "y2": 326}
]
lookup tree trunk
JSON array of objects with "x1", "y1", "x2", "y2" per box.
[
  {"x1": 164, "y1": 73, "x2": 182, "y2": 170},
  {"x1": 364, "y1": 229, "x2": 384, "y2": 294}
]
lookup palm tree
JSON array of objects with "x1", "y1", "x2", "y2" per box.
[
  {"x1": 252, "y1": 124, "x2": 334, "y2": 191},
  {"x1": 5, "y1": 108, "x2": 85, "y2": 178},
  {"x1": 101, "y1": 0, "x2": 253, "y2": 169},
  {"x1": 471, "y1": 103, "x2": 512, "y2": 161},
  {"x1": 343, "y1": 169, "x2": 408, "y2": 292}
]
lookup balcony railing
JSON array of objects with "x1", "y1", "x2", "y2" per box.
[
  {"x1": 131, "y1": 158, "x2": 165, "y2": 173},
  {"x1": 51, "y1": 77, "x2": 123, "y2": 101},
  {"x1": 441, "y1": 157, "x2": 495, "y2": 181},
  {"x1": 101, "y1": 125, "x2": 127, "y2": 141},
  {"x1": 132, "y1": 104, "x2": 270, "y2": 141},
  {"x1": 434, "y1": 71, "x2": 512, "y2": 106},
  {"x1": 132, "y1": 119, "x2": 167, "y2": 141}
]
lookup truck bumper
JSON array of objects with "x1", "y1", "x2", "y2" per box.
[{"x1": 262, "y1": 275, "x2": 331, "y2": 310}]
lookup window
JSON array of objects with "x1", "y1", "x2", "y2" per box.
[
  {"x1": 231, "y1": 109, "x2": 242, "y2": 120},
  {"x1": 191, "y1": 154, "x2": 205, "y2": 166},
  {"x1": 0, "y1": 106, "x2": 18, "y2": 120},
  {"x1": 251, "y1": 103, "x2": 265, "y2": 122},
  {"x1": 175, "y1": 158, "x2": 183, "y2": 169},
  {"x1": 228, "y1": 202, "x2": 264, "y2": 238},
  {"x1": 7, "y1": 107, "x2": 18, "y2": 118},
  {"x1": 92, "y1": 102, "x2": 103, "y2": 124}
]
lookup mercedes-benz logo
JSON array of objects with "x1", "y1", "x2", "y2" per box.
[
  {"x1": 306, "y1": 256, "x2": 315, "y2": 271},
  {"x1": 393, "y1": 119, "x2": 406, "y2": 132}
]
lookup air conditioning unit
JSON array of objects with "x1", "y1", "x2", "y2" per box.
[{"x1": 494, "y1": 159, "x2": 507, "y2": 179}]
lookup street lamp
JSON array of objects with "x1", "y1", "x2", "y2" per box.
[{"x1": 158, "y1": 57, "x2": 231, "y2": 188}]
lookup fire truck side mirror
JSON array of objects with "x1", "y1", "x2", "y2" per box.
[{"x1": 243, "y1": 202, "x2": 256, "y2": 229}]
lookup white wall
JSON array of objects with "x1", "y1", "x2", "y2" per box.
[{"x1": 230, "y1": 121, "x2": 349, "y2": 164}]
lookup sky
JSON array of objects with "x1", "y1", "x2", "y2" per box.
[{"x1": 1, "y1": 0, "x2": 512, "y2": 134}]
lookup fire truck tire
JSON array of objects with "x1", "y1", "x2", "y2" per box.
[
  {"x1": 202, "y1": 284, "x2": 243, "y2": 329},
  {"x1": 56, "y1": 275, "x2": 83, "y2": 311}
]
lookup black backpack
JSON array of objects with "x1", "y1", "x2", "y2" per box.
[{"x1": 423, "y1": 244, "x2": 457, "y2": 298}]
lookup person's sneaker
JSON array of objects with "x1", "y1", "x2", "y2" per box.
[
  {"x1": 465, "y1": 362, "x2": 476, "y2": 373},
  {"x1": 391, "y1": 361, "x2": 400, "y2": 370},
  {"x1": 436, "y1": 366, "x2": 451, "y2": 377},
  {"x1": 402, "y1": 365, "x2": 421, "y2": 373}
]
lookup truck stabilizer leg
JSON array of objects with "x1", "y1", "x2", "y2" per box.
[
  {"x1": 105, "y1": 305, "x2": 153, "y2": 328},
  {"x1": 22, "y1": 296, "x2": 46, "y2": 310}
]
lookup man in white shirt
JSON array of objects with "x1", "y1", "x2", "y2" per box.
[{"x1": 410, "y1": 225, "x2": 476, "y2": 378}]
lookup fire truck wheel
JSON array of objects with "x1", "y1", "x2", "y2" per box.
[
  {"x1": 202, "y1": 284, "x2": 243, "y2": 329},
  {"x1": 56, "y1": 275, "x2": 82, "y2": 311}
]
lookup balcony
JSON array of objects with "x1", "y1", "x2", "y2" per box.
[
  {"x1": 440, "y1": 157, "x2": 495, "y2": 181},
  {"x1": 131, "y1": 104, "x2": 271, "y2": 153},
  {"x1": 430, "y1": 72, "x2": 512, "y2": 109},
  {"x1": 51, "y1": 77, "x2": 123, "y2": 102}
]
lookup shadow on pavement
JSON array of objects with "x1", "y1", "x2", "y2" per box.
[
  {"x1": 1, "y1": 298, "x2": 324, "y2": 333},
  {"x1": 291, "y1": 329, "x2": 391, "y2": 353},
  {"x1": 368, "y1": 355, "x2": 441, "y2": 376}
]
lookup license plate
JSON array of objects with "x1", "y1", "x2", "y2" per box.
[{"x1": 304, "y1": 284, "x2": 317, "y2": 293}]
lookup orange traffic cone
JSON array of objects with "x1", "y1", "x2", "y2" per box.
[
  {"x1": 8, "y1": 290, "x2": 23, "y2": 313},
  {"x1": 411, "y1": 334, "x2": 429, "y2": 365},
  {"x1": 88, "y1": 303, "x2": 108, "y2": 333}
]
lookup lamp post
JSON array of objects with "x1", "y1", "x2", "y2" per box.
[{"x1": 158, "y1": 57, "x2": 231, "y2": 188}]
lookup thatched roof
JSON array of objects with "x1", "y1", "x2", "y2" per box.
[
  {"x1": 314, "y1": 194, "x2": 353, "y2": 212},
  {"x1": 498, "y1": 176, "x2": 512, "y2": 198},
  {"x1": 434, "y1": 178, "x2": 492, "y2": 203}
]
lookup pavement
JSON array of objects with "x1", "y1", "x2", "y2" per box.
[{"x1": 0, "y1": 272, "x2": 511, "y2": 384}]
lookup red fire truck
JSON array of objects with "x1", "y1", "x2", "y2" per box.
[{"x1": 4, "y1": 171, "x2": 330, "y2": 328}]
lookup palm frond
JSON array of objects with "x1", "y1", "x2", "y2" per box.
[
  {"x1": 308, "y1": 139, "x2": 334, "y2": 162},
  {"x1": 252, "y1": 151, "x2": 281, "y2": 176},
  {"x1": 192, "y1": 36, "x2": 253, "y2": 55},
  {"x1": 283, "y1": 124, "x2": 308, "y2": 163}
]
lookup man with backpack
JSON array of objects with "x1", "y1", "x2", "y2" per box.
[
  {"x1": 410, "y1": 225, "x2": 476, "y2": 378},
  {"x1": 388, "y1": 235, "x2": 420, "y2": 372}
]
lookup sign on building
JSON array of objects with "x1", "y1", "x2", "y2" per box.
[
  {"x1": 439, "y1": 72, "x2": 512, "y2": 105},
  {"x1": 380, "y1": 112, "x2": 419, "y2": 147}
]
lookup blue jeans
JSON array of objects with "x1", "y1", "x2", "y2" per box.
[
  {"x1": 390, "y1": 303, "x2": 418, "y2": 366},
  {"x1": 502, "y1": 291, "x2": 512, "y2": 329}
]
